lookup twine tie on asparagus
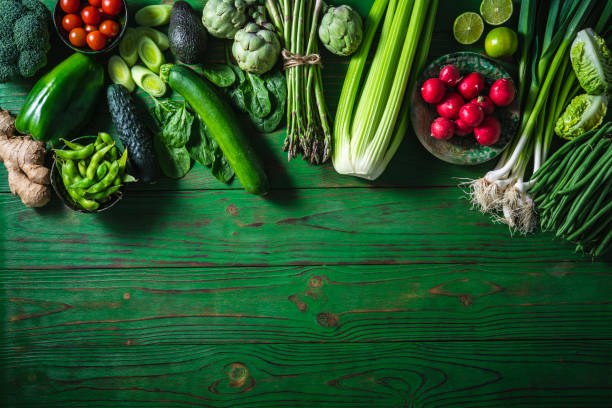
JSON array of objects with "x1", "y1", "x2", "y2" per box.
[{"x1": 281, "y1": 49, "x2": 322, "y2": 70}]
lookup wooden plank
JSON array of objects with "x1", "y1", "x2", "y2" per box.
[
  {"x1": 2, "y1": 263, "x2": 611, "y2": 346},
  {"x1": 1, "y1": 187, "x2": 598, "y2": 270},
  {"x1": 2, "y1": 341, "x2": 611, "y2": 407}
]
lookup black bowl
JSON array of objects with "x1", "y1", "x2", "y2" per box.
[
  {"x1": 50, "y1": 136, "x2": 123, "y2": 213},
  {"x1": 53, "y1": 0, "x2": 128, "y2": 55}
]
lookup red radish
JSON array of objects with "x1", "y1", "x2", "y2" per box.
[
  {"x1": 431, "y1": 117, "x2": 455, "y2": 140},
  {"x1": 458, "y1": 72, "x2": 485, "y2": 99},
  {"x1": 439, "y1": 64, "x2": 461, "y2": 87},
  {"x1": 459, "y1": 103, "x2": 485, "y2": 127},
  {"x1": 470, "y1": 96, "x2": 495, "y2": 115},
  {"x1": 489, "y1": 78, "x2": 516, "y2": 107},
  {"x1": 436, "y1": 92, "x2": 464, "y2": 119},
  {"x1": 454, "y1": 119, "x2": 474, "y2": 136},
  {"x1": 421, "y1": 78, "x2": 446, "y2": 104},
  {"x1": 474, "y1": 116, "x2": 501, "y2": 146}
]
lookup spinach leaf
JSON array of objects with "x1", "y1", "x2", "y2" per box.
[
  {"x1": 245, "y1": 73, "x2": 271, "y2": 119},
  {"x1": 151, "y1": 99, "x2": 194, "y2": 148},
  {"x1": 187, "y1": 116, "x2": 235, "y2": 184},
  {"x1": 201, "y1": 63, "x2": 236, "y2": 88},
  {"x1": 153, "y1": 133, "x2": 192, "y2": 179},
  {"x1": 252, "y1": 70, "x2": 287, "y2": 133},
  {"x1": 229, "y1": 63, "x2": 246, "y2": 85}
]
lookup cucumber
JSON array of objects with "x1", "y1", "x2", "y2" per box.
[
  {"x1": 137, "y1": 36, "x2": 165, "y2": 73},
  {"x1": 119, "y1": 28, "x2": 139, "y2": 66},
  {"x1": 135, "y1": 4, "x2": 172, "y2": 27},
  {"x1": 168, "y1": 65, "x2": 269, "y2": 195},
  {"x1": 131, "y1": 65, "x2": 167, "y2": 97},
  {"x1": 107, "y1": 84, "x2": 159, "y2": 183},
  {"x1": 108, "y1": 56, "x2": 135, "y2": 92},
  {"x1": 136, "y1": 26, "x2": 170, "y2": 51}
]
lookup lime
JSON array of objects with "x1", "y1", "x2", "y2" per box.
[
  {"x1": 480, "y1": 0, "x2": 513, "y2": 26},
  {"x1": 485, "y1": 27, "x2": 518, "y2": 58},
  {"x1": 453, "y1": 12, "x2": 484, "y2": 45}
]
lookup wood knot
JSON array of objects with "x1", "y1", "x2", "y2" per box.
[
  {"x1": 226, "y1": 204, "x2": 238, "y2": 216},
  {"x1": 122, "y1": 292, "x2": 131, "y2": 300},
  {"x1": 288, "y1": 294, "x2": 307, "y2": 312},
  {"x1": 227, "y1": 363, "x2": 249, "y2": 387},
  {"x1": 308, "y1": 276, "x2": 324, "y2": 288},
  {"x1": 317, "y1": 312, "x2": 339, "y2": 327},
  {"x1": 208, "y1": 362, "x2": 255, "y2": 394},
  {"x1": 459, "y1": 294, "x2": 473, "y2": 307}
]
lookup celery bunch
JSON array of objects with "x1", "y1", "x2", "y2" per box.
[{"x1": 332, "y1": 0, "x2": 438, "y2": 180}]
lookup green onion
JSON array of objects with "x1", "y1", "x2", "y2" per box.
[
  {"x1": 332, "y1": 0, "x2": 438, "y2": 180},
  {"x1": 465, "y1": 0, "x2": 605, "y2": 234}
]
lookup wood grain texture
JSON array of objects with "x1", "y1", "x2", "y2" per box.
[
  {"x1": 2, "y1": 341, "x2": 611, "y2": 407},
  {"x1": 1, "y1": 187, "x2": 602, "y2": 270},
  {"x1": 1, "y1": 0, "x2": 611, "y2": 406},
  {"x1": 2, "y1": 263, "x2": 612, "y2": 346}
]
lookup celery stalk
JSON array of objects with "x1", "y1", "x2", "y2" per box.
[{"x1": 333, "y1": 0, "x2": 436, "y2": 179}]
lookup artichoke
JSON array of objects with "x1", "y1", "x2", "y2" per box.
[
  {"x1": 318, "y1": 5, "x2": 363, "y2": 57},
  {"x1": 232, "y1": 23, "x2": 281, "y2": 75},
  {"x1": 202, "y1": 0, "x2": 256, "y2": 39}
]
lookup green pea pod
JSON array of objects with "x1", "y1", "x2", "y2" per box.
[
  {"x1": 70, "y1": 177, "x2": 96, "y2": 189},
  {"x1": 86, "y1": 185, "x2": 122, "y2": 201},
  {"x1": 87, "y1": 143, "x2": 115, "y2": 180},
  {"x1": 66, "y1": 187, "x2": 100, "y2": 211},
  {"x1": 117, "y1": 148, "x2": 128, "y2": 177},
  {"x1": 87, "y1": 161, "x2": 119, "y2": 194},
  {"x1": 77, "y1": 160, "x2": 88, "y2": 178},
  {"x1": 60, "y1": 138, "x2": 85, "y2": 150},
  {"x1": 108, "y1": 146, "x2": 119, "y2": 162},
  {"x1": 99, "y1": 132, "x2": 114, "y2": 145},
  {"x1": 54, "y1": 143, "x2": 95, "y2": 160},
  {"x1": 96, "y1": 162, "x2": 109, "y2": 180}
]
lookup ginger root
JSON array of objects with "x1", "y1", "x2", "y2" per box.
[{"x1": 0, "y1": 108, "x2": 50, "y2": 207}]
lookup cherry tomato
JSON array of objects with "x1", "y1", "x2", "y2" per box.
[
  {"x1": 60, "y1": 0, "x2": 80, "y2": 13},
  {"x1": 87, "y1": 30, "x2": 107, "y2": 51},
  {"x1": 69, "y1": 27, "x2": 87, "y2": 47},
  {"x1": 81, "y1": 6, "x2": 101, "y2": 26},
  {"x1": 89, "y1": 0, "x2": 102, "y2": 6},
  {"x1": 84, "y1": 24, "x2": 97, "y2": 33},
  {"x1": 102, "y1": 0, "x2": 122, "y2": 16},
  {"x1": 99, "y1": 20, "x2": 120, "y2": 38},
  {"x1": 62, "y1": 14, "x2": 82, "y2": 32}
]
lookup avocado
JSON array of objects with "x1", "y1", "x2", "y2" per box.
[
  {"x1": 168, "y1": 1, "x2": 208, "y2": 64},
  {"x1": 107, "y1": 84, "x2": 160, "y2": 183}
]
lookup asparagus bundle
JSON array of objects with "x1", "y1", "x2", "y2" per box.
[{"x1": 266, "y1": 0, "x2": 331, "y2": 164}]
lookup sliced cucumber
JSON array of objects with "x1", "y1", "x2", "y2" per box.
[
  {"x1": 137, "y1": 36, "x2": 165, "y2": 74},
  {"x1": 135, "y1": 5, "x2": 172, "y2": 27},
  {"x1": 136, "y1": 26, "x2": 170, "y2": 51},
  {"x1": 131, "y1": 65, "x2": 167, "y2": 97},
  {"x1": 119, "y1": 28, "x2": 139, "y2": 66},
  {"x1": 108, "y1": 55, "x2": 135, "y2": 93}
]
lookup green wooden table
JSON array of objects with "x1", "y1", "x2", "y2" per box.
[{"x1": 1, "y1": 1, "x2": 611, "y2": 406}]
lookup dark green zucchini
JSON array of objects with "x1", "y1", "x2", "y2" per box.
[
  {"x1": 107, "y1": 84, "x2": 160, "y2": 183},
  {"x1": 168, "y1": 65, "x2": 268, "y2": 195}
]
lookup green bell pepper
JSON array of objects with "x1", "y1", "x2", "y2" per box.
[{"x1": 15, "y1": 53, "x2": 104, "y2": 147}]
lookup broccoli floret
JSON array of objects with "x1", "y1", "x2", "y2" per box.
[
  {"x1": 0, "y1": 63, "x2": 19, "y2": 83},
  {"x1": 0, "y1": 40, "x2": 18, "y2": 64},
  {"x1": 1, "y1": 1, "x2": 51, "y2": 81},
  {"x1": 13, "y1": 13, "x2": 48, "y2": 50},
  {"x1": 0, "y1": 0, "x2": 24, "y2": 33},
  {"x1": 21, "y1": 0, "x2": 50, "y2": 24},
  {"x1": 18, "y1": 49, "x2": 46, "y2": 78}
]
